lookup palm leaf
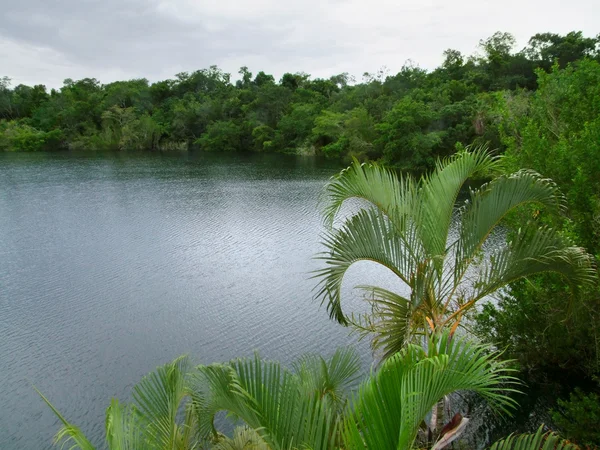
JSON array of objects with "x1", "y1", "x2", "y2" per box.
[
  {"x1": 320, "y1": 157, "x2": 412, "y2": 227},
  {"x1": 453, "y1": 170, "x2": 564, "y2": 289},
  {"x1": 342, "y1": 331, "x2": 520, "y2": 450},
  {"x1": 417, "y1": 146, "x2": 501, "y2": 269},
  {"x1": 472, "y1": 224, "x2": 596, "y2": 302},
  {"x1": 212, "y1": 426, "x2": 270, "y2": 450},
  {"x1": 131, "y1": 355, "x2": 193, "y2": 449},
  {"x1": 194, "y1": 352, "x2": 349, "y2": 450},
  {"x1": 105, "y1": 399, "x2": 145, "y2": 450},
  {"x1": 34, "y1": 386, "x2": 96, "y2": 450},
  {"x1": 292, "y1": 346, "x2": 361, "y2": 413},
  {"x1": 351, "y1": 285, "x2": 417, "y2": 358},
  {"x1": 488, "y1": 425, "x2": 578, "y2": 449},
  {"x1": 314, "y1": 208, "x2": 422, "y2": 325}
]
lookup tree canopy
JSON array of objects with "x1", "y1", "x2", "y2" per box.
[{"x1": 2, "y1": 31, "x2": 598, "y2": 168}]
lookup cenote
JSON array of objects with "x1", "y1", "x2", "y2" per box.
[{"x1": 0, "y1": 151, "x2": 397, "y2": 449}]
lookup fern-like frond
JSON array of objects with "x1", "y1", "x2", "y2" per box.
[
  {"x1": 131, "y1": 355, "x2": 193, "y2": 449},
  {"x1": 34, "y1": 386, "x2": 96, "y2": 450},
  {"x1": 314, "y1": 208, "x2": 421, "y2": 324},
  {"x1": 342, "y1": 332, "x2": 520, "y2": 450},
  {"x1": 488, "y1": 425, "x2": 579, "y2": 450}
]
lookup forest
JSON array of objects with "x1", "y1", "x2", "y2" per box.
[
  {"x1": 4, "y1": 30, "x2": 600, "y2": 448},
  {"x1": 0, "y1": 32, "x2": 597, "y2": 168}
]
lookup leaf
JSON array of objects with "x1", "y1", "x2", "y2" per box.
[
  {"x1": 488, "y1": 425, "x2": 578, "y2": 449},
  {"x1": 342, "y1": 331, "x2": 520, "y2": 450},
  {"x1": 34, "y1": 386, "x2": 96, "y2": 450}
]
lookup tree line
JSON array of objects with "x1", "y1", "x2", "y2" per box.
[{"x1": 1, "y1": 31, "x2": 598, "y2": 170}]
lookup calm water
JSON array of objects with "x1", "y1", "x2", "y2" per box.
[{"x1": 0, "y1": 151, "x2": 400, "y2": 449}]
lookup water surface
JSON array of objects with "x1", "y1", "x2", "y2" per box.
[{"x1": 0, "y1": 151, "x2": 387, "y2": 449}]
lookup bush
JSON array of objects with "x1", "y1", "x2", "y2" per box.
[
  {"x1": 552, "y1": 387, "x2": 600, "y2": 448},
  {"x1": 0, "y1": 120, "x2": 64, "y2": 151}
]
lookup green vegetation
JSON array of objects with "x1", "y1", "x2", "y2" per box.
[
  {"x1": 314, "y1": 149, "x2": 594, "y2": 359},
  {"x1": 39, "y1": 148, "x2": 598, "y2": 448},
  {"x1": 42, "y1": 331, "x2": 566, "y2": 449},
  {"x1": 473, "y1": 54, "x2": 600, "y2": 447},
  {"x1": 27, "y1": 30, "x2": 600, "y2": 448},
  {"x1": 2, "y1": 31, "x2": 598, "y2": 168}
]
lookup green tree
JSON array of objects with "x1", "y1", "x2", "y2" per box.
[
  {"x1": 376, "y1": 94, "x2": 443, "y2": 169},
  {"x1": 196, "y1": 120, "x2": 243, "y2": 152},
  {"x1": 39, "y1": 332, "x2": 531, "y2": 449},
  {"x1": 474, "y1": 58, "x2": 600, "y2": 446},
  {"x1": 526, "y1": 32, "x2": 599, "y2": 70},
  {"x1": 314, "y1": 148, "x2": 595, "y2": 359}
]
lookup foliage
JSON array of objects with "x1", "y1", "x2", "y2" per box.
[
  {"x1": 2, "y1": 31, "x2": 597, "y2": 158},
  {"x1": 0, "y1": 119, "x2": 63, "y2": 151},
  {"x1": 195, "y1": 120, "x2": 244, "y2": 152},
  {"x1": 473, "y1": 58, "x2": 600, "y2": 444},
  {"x1": 551, "y1": 388, "x2": 600, "y2": 447},
  {"x1": 39, "y1": 331, "x2": 526, "y2": 450},
  {"x1": 475, "y1": 278, "x2": 600, "y2": 384},
  {"x1": 314, "y1": 147, "x2": 595, "y2": 359},
  {"x1": 341, "y1": 332, "x2": 519, "y2": 449},
  {"x1": 488, "y1": 425, "x2": 578, "y2": 450}
]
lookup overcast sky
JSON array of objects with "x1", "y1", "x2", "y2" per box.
[{"x1": 1, "y1": 0, "x2": 598, "y2": 88}]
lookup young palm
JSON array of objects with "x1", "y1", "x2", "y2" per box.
[
  {"x1": 342, "y1": 331, "x2": 519, "y2": 449},
  {"x1": 43, "y1": 334, "x2": 574, "y2": 450},
  {"x1": 193, "y1": 347, "x2": 362, "y2": 450},
  {"x1": 37, "y1": 348, "x2": 362, "y2": 450},
  {"x1": 38, "y1": 356, "x2": 198, "y2": 450},
  {"x1": 314, "y1": 147, "x2": 596, "y2": 358},
  {"x1": 193, "y1": 332, "x2": 520, "y2": 450}
]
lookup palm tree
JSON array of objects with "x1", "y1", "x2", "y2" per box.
[
  {"x1": 194, "y1": 347, "x2": 362, "y2": 450},
  {"x1": 37, "y1": 355, "x2": 197, "y2": 450},
  {"x1": 314, "y1": 147, "x2": 596, "y2": 359},
  {"x1": 37, "y1": 348, "x2": 361, "y2": 450},
  {"x1": 39, "y1": 332, "x2": 535, "y2": 450}
]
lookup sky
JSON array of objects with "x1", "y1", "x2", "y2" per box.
[{"x1": 0, "y1": 0, "x2": 598, "y2": 88}]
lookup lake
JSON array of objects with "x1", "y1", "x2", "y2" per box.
[{"x1": 0, "y1": 151, "x2": 398, "y2": 449}]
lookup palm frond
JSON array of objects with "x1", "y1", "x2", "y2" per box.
[
  {"x1": 353, "y1": 285, "x2": 417, "y2": 359},
  {"x1": 342, "y1": 331, "x2": 520, "y2": 450},
  {"x1": 34, "y1": 386, "x2": 96, "y2": 450},
  {"x1": 292, "y1": 347, "x2": 361, "y2": 413},
  {"x1": 488, "y1": 425, "x2": 579, "y2": 449},
  {"x1": 313, "y1": 208, "x2": 421, "y2": 325},
  {"x1": 320, "y1": 158, "x2": 412, "y2": 227},
  {"x1": 131, "y1": 355, "x2": 193, "y2": 449},
  {"x1": 195, "y1": 353, "x2": 340, "y2": 450},
  {"x1": 105, "y1": 399, "x2": 145, "y2": 450},
  {"x1": 418, "y1": 145, "x2": 501, "y2": 267},
  {"x1": 473, "y1": 224, "x2": 596, "y2": 303},
  {"x1": 212, "y1": 426, "x2": 270, "y2": 450},
  {"x1": 454, "y1": 170, "x2": 564, "y2": 288}
]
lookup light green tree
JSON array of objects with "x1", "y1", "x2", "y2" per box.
[
  {"x1": 38, "y1": 332, "x2": 566, "y2": 449},
  {"x1": 314, "y1": 147, "x2": 595, "y2": 359}
]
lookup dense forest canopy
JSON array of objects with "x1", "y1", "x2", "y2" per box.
[{"x1": 1, "y1": 31, "x2": 599, "y2": 170}]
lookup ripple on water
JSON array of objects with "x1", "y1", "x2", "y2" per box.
[{"x1": 0, "y1": 152, "x2": 373, "y2": 449}]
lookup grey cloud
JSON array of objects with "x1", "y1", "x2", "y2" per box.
[
  {"x1": 0, "y1": 0, "x2": 598, "y2": 87},
  {"x1": 0, "y1": 0, "x2": 356, "y2": 84}
]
